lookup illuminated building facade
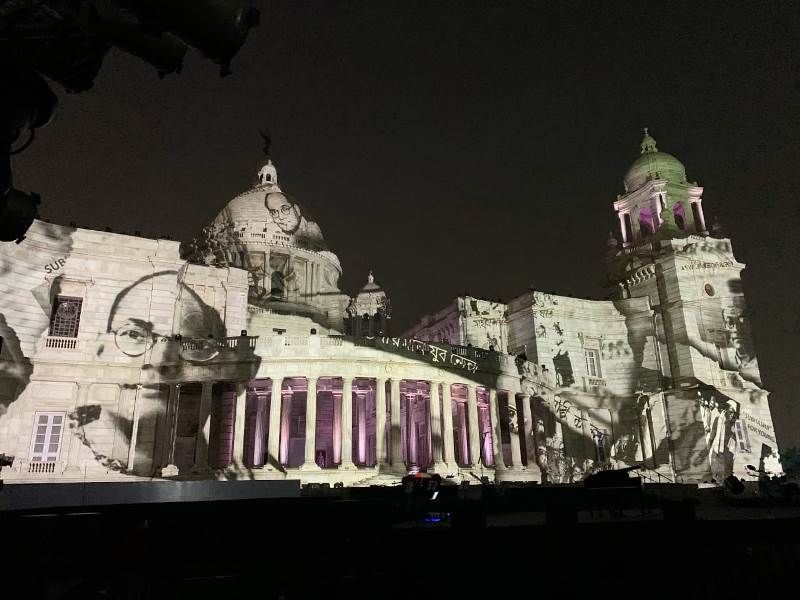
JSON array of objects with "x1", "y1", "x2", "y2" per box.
[{"x1": 0, "y1": 131, "x2": 780, "y2": 487}]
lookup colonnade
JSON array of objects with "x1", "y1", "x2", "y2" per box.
[
  {"x1": 618, "y1": 197, "x2": 707, "y2": 246},
  {"x1": 153, "y1": 376, "x2": 543, "y2": 479}
]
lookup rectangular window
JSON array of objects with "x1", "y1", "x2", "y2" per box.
[
  {"x1": 734, "y1": 419, "x2": 750, "y2": 452},
  {"x1": 49, "y1": 296, "x2": 82, "y2": 338},
  {"x1": 592, "y1": 428, "x2": 607, "y2": 464},
  {"x1": 584, "y1": 349, "x2": 600, "y2": 378},
  {"x1": 29, "y1": 412, "x2": 65, "y2": 462}
]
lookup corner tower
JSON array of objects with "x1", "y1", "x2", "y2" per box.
[
  {"x1": 607, "y1": 130, "x2": 779, "y2": 482},
  {"x1": 614, "y1": 129, "x2": 708, "y2": 245}
]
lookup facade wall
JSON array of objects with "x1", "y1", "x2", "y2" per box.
[{"x1": 0, "y1": 221, "x2": 248, "y2": 477}]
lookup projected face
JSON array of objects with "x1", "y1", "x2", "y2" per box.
[
  {"x1": 73, "y1": 272, "x2": 261, "y2": 475},
  {"x1": 266, "y1": 192, "x2": 301, "y2": 234},
  {"x1": 722, "y1": 306, "x2": 750, "y2": 357}
]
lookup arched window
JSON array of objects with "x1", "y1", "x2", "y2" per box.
[{"x1": 673, "y1": 202, "x2": 686, "y2": 230}]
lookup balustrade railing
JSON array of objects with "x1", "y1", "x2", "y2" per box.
[
  {"x1": 180, "y1": 335, "x2": 258, "y2": 352},
  {"x1": 18, "y1": 460, "x2": 65, "y2": 475},
  {"x1": 44, "y1": 336, "x2": 79, "y2": 350}
]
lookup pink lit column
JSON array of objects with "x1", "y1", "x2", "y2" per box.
[
  {"x1": 340, "y1": 377, "x2": 356, "y2": 470},
  {"x1": 267, "y1": 377, "x2": 283, "y2": 470},
  {"x1": 390, "y1": 378, "x2": 403, "y2": 472},
  {"x1": 467, "y1": 385, "x2": 481, "y2": 468},
  {"x1": 489, "y1": 389, "x2": 507, "y2": 471},
  {"x1": 301, "y1": 377, "x2": 321, "y2": 470},
  {"x1": 429, "y1": 381, "x2": 445, "y2": 471},
  {"x1": 508, "y1": 393, "x2": 523, "y2": 469},
  {"x1": 442, "y1": 383, "x2": 456, "y2": 469},
  {"x1": 375, "y1": 378, "x2": 387, "y2": 470}
]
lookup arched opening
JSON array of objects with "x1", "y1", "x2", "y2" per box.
[
  {"x1": 673, "y1": 202, "x2": 686, "y2": 230},
  {"x1": 638, "y1": 207, "x2": 654, "y2": 238}
]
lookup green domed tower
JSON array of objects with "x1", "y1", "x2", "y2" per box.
[
  {"x1": 614, "y1": 129, "x2": 707, "y2": 245},
  {"x1": 606, "y1": 129, "x2": 777, "y2": 483}
]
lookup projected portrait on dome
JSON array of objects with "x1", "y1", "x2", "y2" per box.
[{"x1": 265, "y1": 191, "x2": 326, "y2": 251}]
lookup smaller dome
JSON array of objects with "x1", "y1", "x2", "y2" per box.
[
  {"x1": 623, "y1": 129, "x2": 687, "y2": 192},
  {"x1": 257, "y1": 159, "x2": 278, "y2": 186},
  {"x1": 361, "y1": 270, "x2": 381, "y2": 292}
]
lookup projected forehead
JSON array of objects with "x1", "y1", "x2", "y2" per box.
[
  {"x1": 107, "y1": 272, "x2": 224, "y2": 349},
  {"x1": 266, "y1": 192, "x2": 292, "y2": 212}
]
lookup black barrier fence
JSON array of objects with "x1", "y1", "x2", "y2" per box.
[{"x1": 0, "y1": 479, "x2": 300, "y2": 511}]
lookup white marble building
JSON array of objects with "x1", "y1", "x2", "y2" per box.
[{"x1": 0, "y1": 132, "x2": 780, "y2": 487}]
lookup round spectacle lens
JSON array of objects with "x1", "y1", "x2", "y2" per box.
[{"x1": 114, "y1": 323, "x2": 153, "y2": 357}]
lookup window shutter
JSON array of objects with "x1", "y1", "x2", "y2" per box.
[{"x1": 29, "y1": 412, "x2": 65, "y2": 462}]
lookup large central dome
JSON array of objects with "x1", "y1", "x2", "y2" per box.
[
  {"x1": 188, "y1": 158, "x2": 349, "y2": 334},
  {"x1": 623, "y1": 129, "x2": 687, "y2": 192}
]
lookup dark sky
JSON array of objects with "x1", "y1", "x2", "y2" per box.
[{"x1": 13, "y1": 0, "x2": 800, "y2": 447}]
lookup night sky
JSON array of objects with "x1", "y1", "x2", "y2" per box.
[{"x1": 12, "y1": 1, "x2": 800, "y2": 447}]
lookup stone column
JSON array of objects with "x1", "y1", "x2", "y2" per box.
[
  {"x1": 267, "y1": 377, "x2": 283, "y2": 470},
  {"x1": 441, "y1": 383, "x2": 457, "y2": 469},
  {"x1": 66, "y1": 383, "x2": 91, "y2": 472},
  {"x1": 126, "y1": 384, "x2": 143, "y2": 474},
  {"x1": 375, "y1": 378, "x2": 387, "y2": 470},
  {"x1": 158, "y1": 384, "x2": 181, "y2": 476},
  {"x1": 467, "y1": 384, "x2": 481, "y2": 467},
  {"x1": 333, "y1": 392, "x2": 342, "y2": 464},
  {"x1": 489, "y1": 389, "x2": 507, "y2": 471},
  {"x1": 693, "y1": 200, "x2": 707, "y2": 232},
  {"x1": 618, "y1": 212, "x2": 628, "y2": 245},
  {"x1": 232, "y1": 382, "x2": 247, "y2": 467},
  {"x1": 429, "y1": 382, "x2": 445, "y2": 471},
  {"x1": 300, "y1": 377, "x2": 320, "y2": 470},
  {"x1": 193, "y1": 381, "x2": 213, "y2": 472},
  {"x1": 390, "y1": 378, "x2": 403, "y2": 472},
  {"x1": 508, "y1": 393, "x2": 523, "y2": 469},
  {"x1": 340, "y1": 377, "x2": 356, "y2": 470},
  {"x1": 279, "y1": 389, "x2": 292, "y2": 466},
  {"x1": 520, "y1": 394, "x2": 541, "y2": 479}
]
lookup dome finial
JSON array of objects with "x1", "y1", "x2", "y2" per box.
[
  {"x1": 640, "y1": 127, "x2": 658, "y2": 154},
  {"x1": 367, "y1": 270, "x2": 374, "y2": 284},
  {"x1": 256, "y1": 128, "x2": 278, "y2": 185}
]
